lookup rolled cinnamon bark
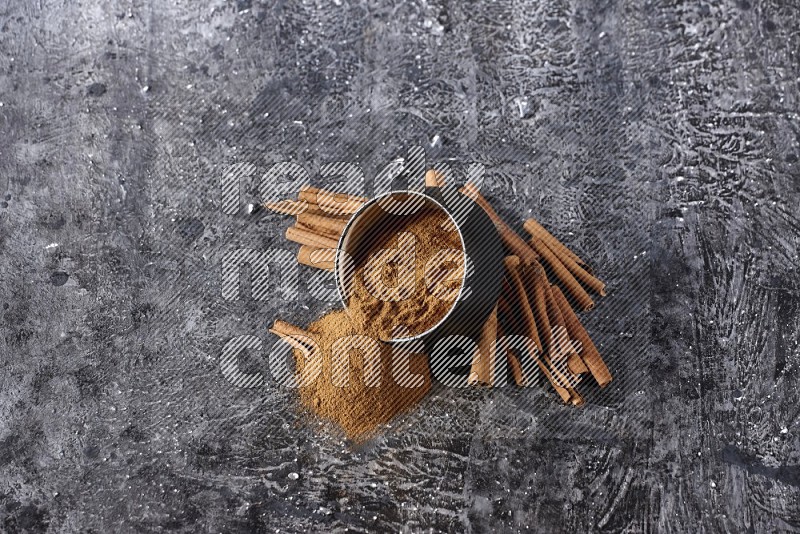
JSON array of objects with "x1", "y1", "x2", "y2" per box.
[
  {"x1": 270, "y1": 319, "x2": 309, "y2": 340},
  {"x1": 502, "y1": 256, "x2": 542, "y2": 353},
  {"x1": 504, "y1": 343, "x2": 527, "y2": 386},
  {"x1": 534, "y1": 358, "x2": 572, "y2": 403},
  {"x1": 544, "y1": 352, "x2": 579, "y2": 391},
  {"x1": 316, "y1": 196, "x2": 363, "y2": 216},
  {"x1": 548, "y1": 240, "x2": 606, "y2": 297},
  {"x1": 496, "y1": 294, "x2": 519, "y2": 329},
  {"x1": 263, "y1": 199, "x2": 309, "y2": 216},
  {"x1": 567, "y1": 353, "x2": 589, "y2": 374},
  {"x1": 568, "y1": 388, "x2": 584, "y2": 406},
  {"x1": 551, "y1": 286, "x2": 612, "y2": 388},
  {"x1": 297, "y1": 246, "x2": 336, "y2": 271},
  {"x1": 498, "y1": 290, "x2": 541, "y2": 387},
  {"x1": 264, "y1": 199, "x2": 345, "y2": 218},
  {"x1": 299, "y1": 185, "x2": 368, "y2": 204},
  {"x1": 269, "y1": 320, "x2": 316, "y2": 357},
  {"x1": 296, "y1": 212, "x2": 347, "y2": 238},
  {"x1": 523, "y1": 218, "x2": 593, "y2": 274},
  {"x1": 297, "y1": 185, "x2": 319, "y2": 203},
  {"x1": 286, "y1": 224, "x2": 339, "y2": 250},
  {"x1": 493, "y1": 322, "x2": 528, "y2": 386},
  {"x1": 299, "y1": 186, "x2": 366, "y2": 216},
  {"x1": 529, "y1": 237, "x2": 595, "y2": 311},
  {"x1": 461, "y1": 183, "x2": 540, "y2": 266},
  {"x1": 424, "y1": 169, "x2": 446, "y2": 188},
  {"x1": 468, "y1": 304, "x2": 499, "y2": 386},
  {"x1": 542, "y1": 282, "x2": 573, "y2": 363},
  {"x1": 540, "y1": 282, "x2": 582, "y2": 390},
  {"x1": 523, "y1": 263, "x2": 553, "y2": 354},
  {"x1": 498, "y1": 292, "x2": 539, "y2": 351},
  {"x1": 544, "y1": 281, "x2": 567, "y2": 332}
]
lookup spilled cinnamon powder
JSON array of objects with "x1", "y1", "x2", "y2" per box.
[
  {"x1": 295, "y1": 207, "x2": 464, "y2": 441},
  {"x1": 296, "y1": 310, "x2": 431, "y2": 441}
]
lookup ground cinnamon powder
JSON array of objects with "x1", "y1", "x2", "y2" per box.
[
  {"x1": 347, "y1": 207, "x2": 464, "y2": 339},
  {"x1": 295, "y1": 207, "x2": 464, "y2": 441},
  {"x1": 296, "y1": 310, "x2": 431, "y2": 441}
]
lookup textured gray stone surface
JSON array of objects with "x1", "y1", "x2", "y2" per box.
[{"x1": 1, "y1": 0, "x2": 799, "y2": 532}]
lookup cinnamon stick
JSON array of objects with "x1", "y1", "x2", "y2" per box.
[
  {"x1": 542, "y1": 281, "x2": 570, "y2": 362},
  {"x1": 529, "y1": 237, "x2": 595, "y2": 311},
  {"x1": 567, "y1": 353, "x2": 589, "y2": 374},
  {"x1": 269, "y1": 320, "x2": 316, "y2": 357},
  {"x1": 461, "y1": 183, "x2": 540, "y2": 266},
  {"x1": 548, "y1": 240, "x2": 606, "y2": 297},
  {"x1": 299, "y1": 185, "x2": 368, "y2": 204},
  {"x1": 263, "y1": 199, "x2": 310, "y2": 216},
  {"x1": 492, "y1": 322, "x2": 529, "y2": 386},
  {"x1": 544, "y1": 351, "x2": 580, "y2": 392},
  {"x1": 296, "y1": 212, "x2": 347, "y2": 239},
  {"x1": 297, "y1": 246, "x2": 336, "y2": 271},
  {"x1": 523, "y1": 263, "x2": 553, "y2": 354},
  {"x1": 297, "y1": 185, "x2": 318, "y2": 204},
  {"x1": 299, "y1": 186, "x2": 366, "y2": 216},
  {"x1": 468, "y1": 304, "x2": 499, "y2": 386},
  {"x1": 540, "y1": 283, "x2": 581, "y2": 391},
  {"x1": 497, "y1": 294, "x2": 524, "y2": 340},
  {"x1": 492, "y1": 321, "x2": 529, "y2": 387},
  {"x1": 534, "y1": 358, "x2": 572, "y2": 403},
  {"x1": 264, "y1": 199, "x2": 348, "y2": 218},
  {"x1": 523, "y1": 219, "x2": 605, "y2": 296},
  {"x1": 424, "y1": 169, "x2": 446, "y2": 188},
  {"x1": 523, "y1": 218, "x2": 593, "y2": 274},
  {"x1": 568, "y1": 388, "x2": 584, "y2": 406},
  {"x1": 316, "y1": 196, "x2": 364, "y2": 216},
  {"x1": 286, "y1": 224, "x2": 339, "y2": 250},
  {"x1": 505, "y1": 347, "x2": 527, "y2": 386},
  {"x1": 502, "y1": 256, "x2": 542, "y2": 353},
  {"x1": 551, "y1": 286, "x2": 613, "y2": 388},
  {"x1": 508, "y1": 355, "x2": 526, "y2": 386},
  {"x1": 270, "y1": 319, "x2": 309, "y2": 340},
  {"x1": 497, "y1": 297, "x2": 577, "y2": 402},
  {"x1": 497, "y1": 296, "x2": 538, "y2": 387}
]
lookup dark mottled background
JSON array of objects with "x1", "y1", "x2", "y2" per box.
[{"x1": 1, "y1": 0, "x2": 799, "y2": 532}]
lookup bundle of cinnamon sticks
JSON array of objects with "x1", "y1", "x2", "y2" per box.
[
  {"x1": 456, "y1": 177, "x2": 610, "y2": 404},
  {"x1": 264, "y1": 174, "x2": 612, "y2": 405},
  {"x1": 264, "y1": 186, "x2": 367, "y2": 271}
]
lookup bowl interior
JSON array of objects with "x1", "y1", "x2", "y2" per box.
[{"x1": 334, "y1": 191, "x2": 466, "y2": 343}]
